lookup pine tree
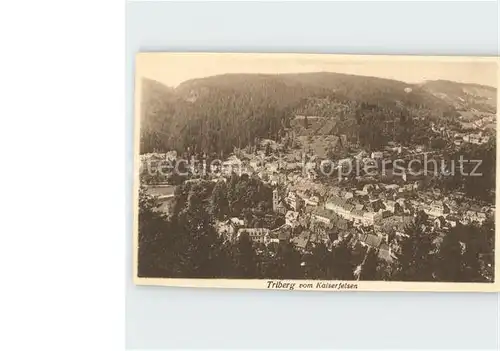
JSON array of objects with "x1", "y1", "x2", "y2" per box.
[
  {"x1": 232, "y1": 232, "x2": 260, "y2": 278},
  {"x1": 331, "y1": 239, "x2": 356, "y2": 280},
  {"x1": 393, "y1": 217, "x2": 436, "y2": 281},
  {"x1": 137, "y1": 185, "x2": 178, "y2": 277},
  {"x1": 435, "y1": 228, "x2": 466, "y2": 282},
  {"x1": 477, "y1": 218, "x2": 495, "y2": 282},
  {"x1": 460, "y1": 220, "x2": 494, "y2": 282},
  {"x1": 176, "y1": 184, "x2": 223, "y2": 278},
  {"x1": 210, "y1": 180, "x2": 229, "y2": 220},
  {"x1": 264, "y1": 242, "x2": 303, "y2": 279},
  {"x1": 358, "y1": 248, "x2": 380, "y2": 281},
  {"x1": 303, "y1": 242, "x2": 332, "y2": 279},
  {"x1": 265, "y1": 143, "x2": 272, "y2": 156}
]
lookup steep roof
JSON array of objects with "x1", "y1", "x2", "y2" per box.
[
  {"x1": 333, "y1": 217, "x2": 349, "y2": 230},
  {"x1": 313, "y1": 207, "x2": 336, "y2": 219},
  {"x1": 326, "y1": 195, "x2": 355, "y2": 211},
  {"x1": 277, "y1": 226, "x2": 292, "y2": 241},
  {"x1": 355, "y1": 203, "x2": 365, "y2": 210},
  {"x1": 378, "y1": 243, "x2": 393, "y2": 261},
  {"x1": 363, "y1": 234, "x2": 383, "y2": 248},
  {"x1": 351, "y1": 209, "x2": 365, "y2": 217},
  {"x1": 291, "y1": 231, "x2": 311, "y2": 249}
]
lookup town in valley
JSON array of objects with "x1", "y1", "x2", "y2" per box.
[{"x1": 137, "y1": 58, "x2": 496, "y2": 284}]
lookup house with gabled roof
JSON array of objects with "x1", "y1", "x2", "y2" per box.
[
  {"x1": 285, "y1": 210, "x2": 300, "y2": 228},
  {"x1": 358, "y1": 232, "x2": 383, "y2": 249},
  {"x1": 464, "y1": 207, "x2": 487, "y2": 224},
  {"x1": 378, "y1": 243, "x2": 393, "y2": 262},
  {"x1": 366, "y1": 199, "x2": 386, "y2": 213},
  {"x1": 236, "y1": 228, "x2": 270, "y2": 244},
  {"x1": 312, "y1": 207, "x2": 337, "y2": 225},
  {"x1": 285, "y1": 190, "x2": 305, "y2": 212},
  {"x1": 385, "y1": 184, "x2": 399, "y2": 191},
  {"x1": 362, "y1": 183, "x2": 375, "y2": 193},
  {"x1": 426, "y1": 200, "x2": 449, "y2": 218},
  {"x1": 433, "y1": 216, "x2": 447, "y2": 230},
  {"x1": 291, "y1": 231, "x2": 312, "y2": 252},
  {"x1": 325, "y1": 195, "x2": 355, "y2": 218},
  {"x1": 350, "y1": 209, "x2": 366, "y2": 224},
  {"x1": 309, "y1": 231, "x2": 331, "y2": 245},
  {"x1": 385, "y1": 200, "x2": 396, "y2": 212},
  {"x1": 277, "y1": 231, "x2": 291, "y2": 243},
  {"x1": 445, "y1": 214, "x2": 459, "y2": 228}
]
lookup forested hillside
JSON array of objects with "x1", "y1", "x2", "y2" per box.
[
  {"x1": 139, "y1": 73, "x2": 493, "y2": 155},
  {"x1": 421, "y1": 79, "x2": 496, "y2": 113}
]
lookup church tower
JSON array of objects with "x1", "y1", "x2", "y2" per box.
[{"x1": 273, "y1": 188, "x2": 279, "y2": 212}]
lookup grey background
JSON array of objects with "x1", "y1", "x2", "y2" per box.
[{"x1": 126, "y1": 1, "x2": 499, "y2": 349}]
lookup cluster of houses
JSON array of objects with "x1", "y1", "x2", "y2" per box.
[
  {"x1": 431, "y1": 112, "x2": 494, "y2": 147},
  {"x1": 144, "y1": 132, "x2": 494, "y2": 266},
  {"x1": 452, "y1": 131, "x2": 490, "y2": 146},
  {"x1": 149, "y1": 145, "x2": 491, "y2": 266},
  {"x1": 462, "y1": 132, "x2": 490, "y2": 145},
  {"x1": 144, "y1": 184, "x2": 177, "y2": 215},
  {"x1": 212, "y1": 169, "x2": 492, "y2": 264},
  {"x1": 459, "y1": 114, "x2": 495, "y2": 130}
]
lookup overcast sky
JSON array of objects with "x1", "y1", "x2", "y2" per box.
[{"x1": 136, "y1": 53, "x2": 498, "y2": 88}]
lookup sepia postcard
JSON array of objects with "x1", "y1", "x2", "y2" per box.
[{"x1": 133, "y1": 53, "x2": 500, "y2": 292}]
